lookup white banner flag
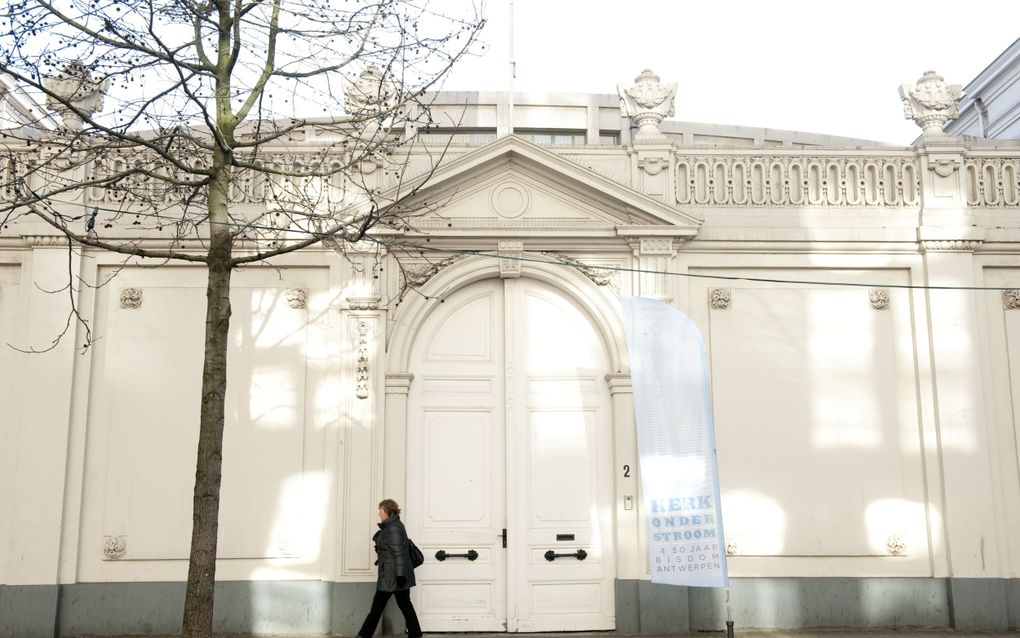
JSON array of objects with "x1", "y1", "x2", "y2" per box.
[{"x1": 620, "y1": 296, "x2": 729, "y2": 588}]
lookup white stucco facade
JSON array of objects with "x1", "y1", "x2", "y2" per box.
[{"x1": 2, "y1": 68, "x2": 1020, "y2": 636}]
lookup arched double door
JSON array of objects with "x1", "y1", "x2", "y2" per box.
[{"x1": 405, "y1": 276, "x2": 616, "y2": 632}]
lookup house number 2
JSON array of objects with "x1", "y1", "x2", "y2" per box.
[{"x1": 622, "y1": 464, "x2": 631, "y2": 478}]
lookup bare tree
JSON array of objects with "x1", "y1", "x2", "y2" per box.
[{"x1": 0, "y1": 1, "x2": 483, "y2": 636}]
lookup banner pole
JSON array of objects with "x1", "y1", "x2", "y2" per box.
[{"x1": 725, "y1": 587, "x2": 734, "y2": 638}]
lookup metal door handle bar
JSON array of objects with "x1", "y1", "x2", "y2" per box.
[
  {"x1": 435, "y1": 549, "x2": 479, "y2": 562},
  {"x1": 544, "y1": 549, "x2": 587, "y2": 561}
]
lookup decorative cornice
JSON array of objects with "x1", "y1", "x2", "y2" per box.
[
  {"x1": 635, "y1": 237, "x2": 679, "y2": 256},
  {"x1": 22, "y1": 235, "x2": 71, "y2": 247},
  {"x1": 384, "y1": 373, "x2": 415, "y2": 394},
  {"x1": 345, "y1": 296, "x2": 381, "y2": 311},
  {"x1": 921, "y1": 239, "x2": 982, "y2": 252}
]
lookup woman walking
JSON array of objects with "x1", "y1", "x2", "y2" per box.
[{"x1": 356, "y1": 499, "x2": 422, "y2": 638}]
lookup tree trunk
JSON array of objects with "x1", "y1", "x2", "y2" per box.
[{"x1": 183, "y1": 205, "x2": 233, "y2": 638}]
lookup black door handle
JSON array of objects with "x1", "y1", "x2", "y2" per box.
[
  {"x1": 435, "y1": 549, "x2": 479, "y2": 562},
  {"x1": 544, "y1": 549, "x2": 587, "y2": 561}
]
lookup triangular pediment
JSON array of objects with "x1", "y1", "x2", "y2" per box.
[{"x1": 379, "y1": 135, "x2": 701, "y2": 238}]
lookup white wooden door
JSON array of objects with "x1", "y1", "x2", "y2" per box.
[{"x1": 407, "y1": 278, "x2": 614, "y2": 632}]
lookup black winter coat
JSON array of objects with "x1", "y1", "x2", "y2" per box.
[{"x1": 373, "y1": 514, "x2": 416, "y2": 592}]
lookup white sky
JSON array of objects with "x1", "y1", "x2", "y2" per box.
[{"x1": 440, "y1": 0, "x2": 1020, "y2": 145}]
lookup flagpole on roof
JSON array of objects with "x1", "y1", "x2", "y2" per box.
[{"x1": 507, "y1": 0, "x2": 515, "y2": 136}]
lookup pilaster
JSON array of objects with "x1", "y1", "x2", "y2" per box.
[
  {"x1": 338, "y1": 285, "x2": 385, "y2": 577},
  {"x1": 383, "y1": 373, "x2": 414, "y2": 506},
  {"x1": 915, "y1": 143, "x2": 1003, "y2": 588},
  {"x1": 6, "y1": 238, "x2": 80, "y2": 635},
  {"x1": 626, "y1": 237, "x2": 680, "y2": 303},
  {"x1": 631, "y1": 142, "x2": 675, "y2": 204},
  {"x1": 607, "y1": 373, "x2": 641, "y2": 580}
]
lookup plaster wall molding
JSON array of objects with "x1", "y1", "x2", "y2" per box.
[
  {"x1": 921, "y1": 240, "x2": 982, "y2": 252},
  {"x1": 22, "y1": 235, "x2": 72, "y2": 247},
  {"x1": 345, "y1": 296, "x2": 382, "y2": 311}
]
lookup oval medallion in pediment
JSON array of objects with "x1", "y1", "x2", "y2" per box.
[{"x1": 489, "y1": 181, "x2": 531, "y2": 219}]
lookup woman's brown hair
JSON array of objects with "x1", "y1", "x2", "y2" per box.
[{"x1": 379, "y1": 499, "x2": 401, "y2": 517}]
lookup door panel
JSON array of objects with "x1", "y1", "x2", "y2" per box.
[
  {"x1": 408, "y1": 280, "x2": 507, "y2": 631},
  {"x1": 408, "y1": 278, "x2": 614, "y2": 632},
  {"x1": 508, "y1": 280, "x2": 615, "y2": 631}
]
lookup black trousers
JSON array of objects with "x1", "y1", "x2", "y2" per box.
[{"x1": 357, "y1": 589, "x2": 422, "y2": 638}]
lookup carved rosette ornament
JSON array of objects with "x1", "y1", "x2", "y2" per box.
[
  {"x1": 120, "y1": 288, "x2": 142, "y2": 309},
  {"x1": 869, "y1": 289, "x2": 890, "y2": 310},
  {"x1": 286, "y1": 289, "x2": 307, "y2": 310},
  {"x1": 709, "y1": 288, "x2": 731, "y2": 310},
  {"x1": 899, "y1": 71, "x2": 962, "y2": 136},
  {"x1": 1003, "y1": 290, "x2": 1020, "y2": 310},
  {"x1": 618, "y1": 69, "x2": 677, "y2": 137},
  {"x1": 725, "y1": 538, "x2": 738, "y2": 556},
  {"x1": 103, "y1": 535, "x2": 127, "y2": 560},
  {"x1": 886, "y1": 533, "x2": 906, "y2": 557},
  {"x1": 356, "y1": 321, "x2": 370, "y2": 400},
  {"x1": 43, "y1": 61, "x2": 111, "y2": 131}
]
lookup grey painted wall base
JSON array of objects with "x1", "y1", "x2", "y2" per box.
[
  {"x1": 616, "y1": 577, "x2": 1019, "y2": 633},
  {"x1": 2, "y1": 581, "x2": 380, "y2": 638},
  {"x1": 0, "y1": 584, "x2": 59, "y2": 638},
  {"x1": 4, "y1": 577, "x2": 1018, "y2": 637}
]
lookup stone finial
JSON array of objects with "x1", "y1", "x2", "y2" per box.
[
  {"x1": 43, "y1": 61, "x2": 111, "y2": 131},
  {"x1": 899, "y1": 71, "x2": 962, "y2": 137},
  {"x1": 344, "y1": 65, "x2": 401, "y2": 141},
  {"x1": 619, "y1": 69, "x2": 677, "y2": 138}
]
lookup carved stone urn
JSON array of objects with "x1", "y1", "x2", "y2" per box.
[
  {"x1": 618, "y1": 69, "x2": 677, "y2": 138},
  {"x1": 899, "y1": 70, "x2": 962, "y2": 137}
]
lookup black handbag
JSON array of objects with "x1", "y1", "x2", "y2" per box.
[{"x1": 408, "y1": 538, "x2": 425, "y2": 568}]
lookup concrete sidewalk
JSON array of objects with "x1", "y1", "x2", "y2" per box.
[{"x1": 65, "y1": 628, "x2": 1020, "y2": 632}]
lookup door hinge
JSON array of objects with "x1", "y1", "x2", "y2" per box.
[{"x1": 500, "y1": 528, "x2": 507, "y2": 548}]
